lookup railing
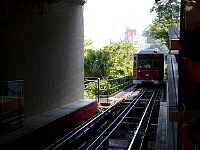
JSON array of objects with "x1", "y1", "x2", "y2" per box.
[
  {"x1": 0, "y1": 80, "x2": 24, "y2": 136},
  {"x1": 84, "y1": 75, "x2": 133, "y2": 103},
  {"x1": 84, "y1": 77, "x2": 100, "y2": 101}
]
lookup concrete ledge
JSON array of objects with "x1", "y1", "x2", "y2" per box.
[{"x1": 0, "y1": 99, "x2": 97, "y2": 149}]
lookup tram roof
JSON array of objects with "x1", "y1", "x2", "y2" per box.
[{"x1": 136, "y1": 49, "x2": 163, "y2": 54}]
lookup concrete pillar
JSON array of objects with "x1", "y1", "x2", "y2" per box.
[{"x1": 0, "y1": 0, "x2": 85, "y2": 117}]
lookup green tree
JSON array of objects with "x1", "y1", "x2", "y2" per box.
[
  {"x1": 84, "y1": 49, "x2": 111, "y2": 78},
  {"x1": 84, "y1": 38, "x2": 94, "y2": 56},
  {"x1": 103, "y1": 41, "x2": 136, "y2": 78},
  {"x1": 84, "y1": 39, "x2": 136, "y2": 79},
  {"x1": 84, "y1": 40, "x2": 136, "y2": 99},
  {"x1": 143, "y1": 25, "x2": 169, "y2": 54},
  {"x1": 84, "y1": 38, "x2": 110, "y2": 78},
  {"x1": 143, "y1": 0, "x2": 180, "y2": 49}
]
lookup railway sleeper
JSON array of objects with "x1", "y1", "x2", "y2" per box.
[
  {"x1": 141, "y1": 95, "x2": 153, "y2": 99},
  {"x1": 148, "y1": 124, "x2": 158, "y2": 133},
  {"x1": 103, "y1": 141, "x2": 127, "y2": 150},
  {"x1": 153, "y1": 104, "x2": 160, "y2": 110},
  {"x1": 132, "y1": 106, "x2": 146, "y2": 111},
  {"x1": 141, "y1": 93, "x2": 154, "y2": 98},
  {"x1": 138, "y1": 98, "x2": 150, "y2": 102},
  {"x1": 133, "y1": 106, "x2": 146, "y2": 110},
  {"x1": 119, "y1": 122, "x2": 138, "y2": 130},
  {"x1": 112, "y1": 130, "x2": 134, "y2": 140},
  {"x1": 117, "y1": 104, "x2": 131, "y2": 108},
  {"x1": 120, "y1": 101, "x2": 132, "y2": 105},
  {"x1": 121, "y1": 116, "x2": 141, "y2": 122},
  {"x1": 136, "y1": 101, "x2": 149, "y2": 106},
  {"x1": 105, "y1": 138, "x2": 130, "y2": 148},
  {"x1": 127, "y1": 110, "x2": 146, "y2": 117}
]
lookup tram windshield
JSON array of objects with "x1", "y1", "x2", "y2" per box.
[{"x1": 138, "y1": 60, "x2": 158, "y2": 69}]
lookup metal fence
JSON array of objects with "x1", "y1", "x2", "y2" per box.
[{"x1": 84, "y1": 75, "x2": 133, "y2": 103}]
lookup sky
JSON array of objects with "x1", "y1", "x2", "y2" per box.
[{"x1": 83, "y1": 0, "x2": 157, "y2": 49}]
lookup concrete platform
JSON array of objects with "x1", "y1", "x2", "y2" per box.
[
  {"x1": 98, "y1": 85, "x2": 137, "y2": 106},
  {"x1": 0, "y1": 99, "x2": 97, "y2": 150}
]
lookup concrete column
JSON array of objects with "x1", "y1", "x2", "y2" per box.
[{"x1": 0, "y1": 0, "x2": 85, "y2": 117}]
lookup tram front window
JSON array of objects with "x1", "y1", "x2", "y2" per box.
[
  {"x1": 145, "y1": 61, "x2": 151, "y2": 68},
  {"x1": 138, "y1": 61, "x2": 144, "y2": 68}
]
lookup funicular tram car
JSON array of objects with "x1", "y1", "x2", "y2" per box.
[{"x1": 133, "y1": 49, "x2": 164, "y2": 85}]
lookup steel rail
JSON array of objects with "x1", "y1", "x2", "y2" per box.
[
  {"x1": 128, "y1": 91, "x2": 155, "y2": 150},
  {"x1": 49, "y1": 87, "x2": 162, "y2": 150},
  {"x1": 127, "y1": 90, "x2": 156, "y2": 150},
  {"x1": 86, "y1": 89, "x2": 148, "y2": 150},
  {"x1": 44, "y1": 103, "x2": 116, "y2": 150},
  {"x1": 137, "y1": 91, "x2": 160, "y2": 150},
  {"x1": 44, "y1": 86, "x2": 140, "y2": 150}
]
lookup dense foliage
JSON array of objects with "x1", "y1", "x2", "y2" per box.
[
  {"x1": 84, "y1": 49, "x2": 111, "y2": 78},
  {"x1": 143, "y1": 0, "x2": 180, "y2": 49},
  {"x1": 84, "y1": 40, "x2": 136, "y2": 100},
  {"x1": 103, "y1": 42, "x2": 136, "y2": 78},
  {"x1": 84, "y1": 40, "x2": 136, "y2": 79}
]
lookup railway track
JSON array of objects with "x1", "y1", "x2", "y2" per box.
[{"x1": 45, "y1": 86, "x2": 163, "y2": 150}]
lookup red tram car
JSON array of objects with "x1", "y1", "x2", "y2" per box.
[{"x1": 132, "y1": 49, "x2": 164, "y2": 85}]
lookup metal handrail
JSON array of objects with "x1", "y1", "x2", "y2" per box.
[{"x1": 84, "y1": 75, "x2": 133, "y2": 103}]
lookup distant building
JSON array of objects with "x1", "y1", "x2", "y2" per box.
[
  {"x1": 125, "y1": 27, "x2": 137, "y2": 41},
  {"x1": 124, "y1": 27, "x2": 147, "y2": 50}
]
